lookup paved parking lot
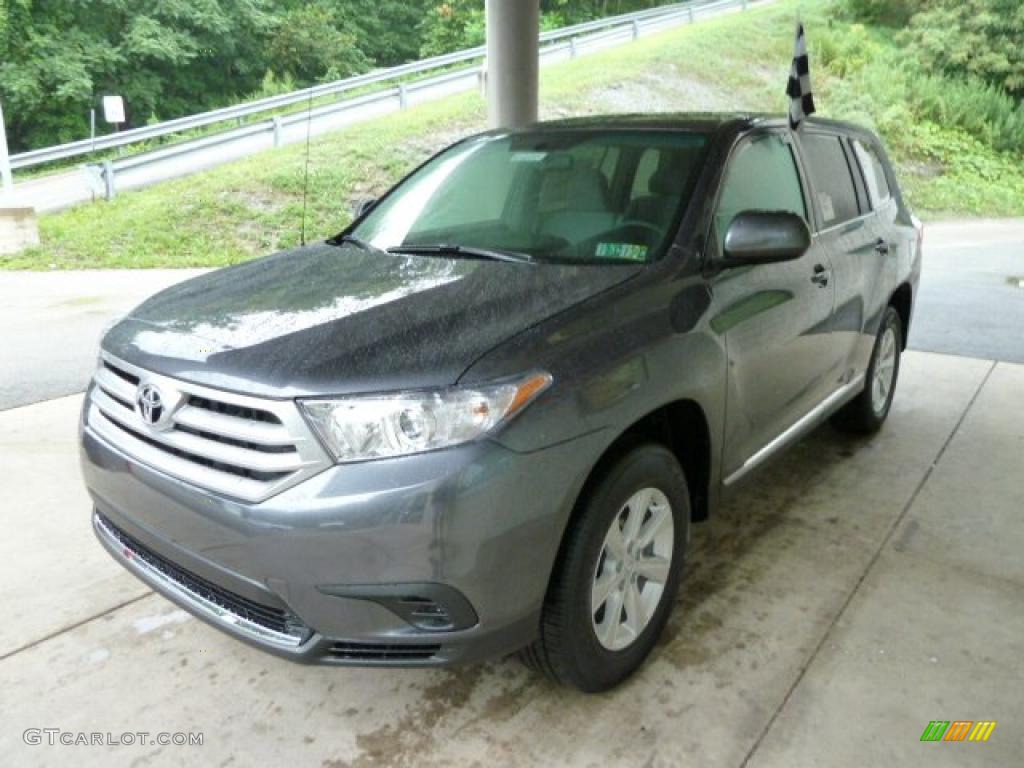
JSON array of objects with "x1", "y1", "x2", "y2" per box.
[{"x1": 2, "y1": 350, "x2": 1020, "y2": 767}]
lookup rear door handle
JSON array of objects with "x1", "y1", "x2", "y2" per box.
[
  {"x1": 874, "y1": 239, "x2": 890, "y2": 255},
  {"x1": 811, "y1": 263, "x2": 830, "y2": 287}
]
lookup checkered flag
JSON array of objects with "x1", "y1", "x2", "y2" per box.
[{"x1": 787, "y1": 23, "x2": 816, "y2": 130}]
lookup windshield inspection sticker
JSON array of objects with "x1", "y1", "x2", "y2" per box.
[
  {"x1": 510, "y1": 151, "x2": 547, "y2": 163},
  {"x1": 596, "y1": 242, "x2": 648, "y2": 261}
]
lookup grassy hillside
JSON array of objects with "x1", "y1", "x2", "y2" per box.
[{"x1": 7, "y1": 0, "x2": 1024, "y2": 270}]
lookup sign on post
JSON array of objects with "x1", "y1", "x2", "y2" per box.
[
  {"x1": 102, "y1": 95, "x2": 126, "y2": 125},
  {"x1": 0, "y1": 99, "x2": 13, "y2": 194}
]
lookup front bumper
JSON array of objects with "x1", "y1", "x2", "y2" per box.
[{"x1": 81, "y1": 403, "x2": 604, "y2": 666}]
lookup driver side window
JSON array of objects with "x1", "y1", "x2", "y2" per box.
[{"x1": 714, "y1": 134, "x2": 807, "y2": 254}]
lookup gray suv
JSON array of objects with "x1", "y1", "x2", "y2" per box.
[{"x1": 81, "y1": 114, "x2": 921, "y2": 691}]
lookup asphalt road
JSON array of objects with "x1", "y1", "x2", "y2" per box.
[
  {"x1": 0, "y1": 218, "x2": 1020, "y2": 411},
  {"x1": 907, "y1": 219, "x2": 1024, "y2": 364}
]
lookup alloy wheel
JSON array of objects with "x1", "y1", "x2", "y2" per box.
[
  {"x1": 590, "y1": 487, "x2": 674, "y2": 651},
  {"x1": 871, "y1": 325, "x2": 898, "y2": 414}
]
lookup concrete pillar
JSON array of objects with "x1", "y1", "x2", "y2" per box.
[
  {"x1": 0, "y1": 207, "x2": 40, "y2": 255},
  {"x1": 485, "y1": 0, "x2": 539, "y2": 129}
]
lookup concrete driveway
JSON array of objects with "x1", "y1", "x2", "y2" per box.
[{"x1": 2, "y1": 350, "x2": 1020, "y2": 767}]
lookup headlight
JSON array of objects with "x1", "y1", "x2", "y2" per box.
[{"x1": 298, "y1": 372, "x2": 552, "y2": 462}]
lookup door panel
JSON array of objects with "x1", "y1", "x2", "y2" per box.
[
  {"x1": 714, "y1": 244, "x2": 836, "y2": 476},
  {"x1": 818, "y1": 216, "x2": 882, "y2": 376},
  {"x1": 797, "y1": 132, "x2": 884, "y2": 380},
  {"x1": 710, "y1": 132, "x2": 838, "y2": 477}
]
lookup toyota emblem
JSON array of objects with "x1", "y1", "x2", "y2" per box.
[{"x1": 136, "y1": 383, "x2": 166, "y2": 427}]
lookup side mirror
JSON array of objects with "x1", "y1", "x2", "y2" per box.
[
  {"x1": 722, "y1": 210, "x2": 811, "y2": 267},
  {"x1": 352, "y1": 197, "x2": 377, "y2": 219}
]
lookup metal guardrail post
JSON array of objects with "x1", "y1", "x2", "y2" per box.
[
  {"x1": 689, "y1": 6, "x2": 695, "y2": 22},
  {"x1": 272, "y1": 116, "x2": 283, "y2": 148},
  {"x1": 569, "y1": 37, "x2": 578, "y2": 58},
  {"x1": 103, "y1": 160, "x2": 116, "y2": 200},
  {"x1": 398, "y1": 83, "x2": 409, "y2": 110},
  {"x1": 632, "y1": 20, "x2": 641, "y2": 39},
  {"x1": 742, "y1": 0, "x2": 748, "y2": 8}
]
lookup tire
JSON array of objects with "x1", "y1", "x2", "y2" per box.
[
  {"x1": 519, "y1": 443, "x2": 690, "y2": 692},
  {"x1": 831, "y1": 305, "x2": 903, "y2": 434}
]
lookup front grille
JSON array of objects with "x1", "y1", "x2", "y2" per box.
[
  {"x1": 328, "y1": 642, "x2": 442, "y2": 662},
  {"x1": 86, "y1": 354, "x2": 330, "y2": 502},
  {"x1": 96, "y1": 512, "x2": 309, "y2": 646},
  {"x1": 188, "y1": 395, "x2": 281, "y2": 424},
  {"x1": 104, "y1": 360, "x2": 139, "y2": 386}
]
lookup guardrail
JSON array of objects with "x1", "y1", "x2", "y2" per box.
[
  {"x1": 10, "y1": 2, "x2": 717, "y2": 172},
  {"x1": 19, "y1": 0, "x2": 756, "y2": 207}
]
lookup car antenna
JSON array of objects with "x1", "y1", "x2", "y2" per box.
[{"x1": 300, "y1": 86, "x2": 314, "y2": 247}]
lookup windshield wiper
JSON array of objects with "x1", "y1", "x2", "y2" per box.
[
  {"x1": 329, "y1": 234, "x2": 384, "y2": 254},
  {"x1": 386, "y1": 243, "x2": 533, "y2": 264}
]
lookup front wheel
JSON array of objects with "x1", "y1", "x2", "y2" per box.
[
  {"x1": 832, "y1": 305, "x2": 903, "y2": 434},
  {"x1": 519, "y1": 443, "x2": 689, "y2": 692}
]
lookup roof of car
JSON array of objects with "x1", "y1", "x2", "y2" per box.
[
  {"x1": 526, "y1": 112, "x2": 756, "y2": 131},
  {"x1": 510, "y1": 112, "x2": 874, "y2": 138}
]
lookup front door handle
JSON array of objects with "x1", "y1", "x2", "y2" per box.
[
  {"x1": 874, "y1": 238, "x2": 890, "y2": 255},
  {"x1": 811, "y1": 263, "x2": 830, "y2": 287}
]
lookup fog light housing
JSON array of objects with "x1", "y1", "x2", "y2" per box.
[{"x1": 317, "y1": 583, "x2": 478, "y2": 632}]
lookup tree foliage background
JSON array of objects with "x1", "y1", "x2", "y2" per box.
[
  {"x1": 843, "y1": 0, "x2": 1024, "y2": 96},
  {"x1": 1, "y1": 0, "x2": 1021, "y2": 153},
  {"x1": 0, "y1": 0, "x2": 670, "y2": 152}
]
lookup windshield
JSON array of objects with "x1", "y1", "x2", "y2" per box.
[{"x1": 350, "y1": 129, "x2": 709, "y2": 264}]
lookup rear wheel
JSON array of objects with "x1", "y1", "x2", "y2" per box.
[
  {"x1": 832, "y1": 305, "x2": 902, "y2": 434},
  {"x1": 519, "y1": 443, "x2": 689, "y2": 692}
]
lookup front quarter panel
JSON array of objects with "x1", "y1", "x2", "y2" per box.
[{"x1": 461, "y1": 261, "x2": 727, "y2": 517}]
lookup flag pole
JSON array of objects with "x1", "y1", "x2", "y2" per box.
[{"x1": 786, "y1": 22, "x2": 816, "y2": 131}]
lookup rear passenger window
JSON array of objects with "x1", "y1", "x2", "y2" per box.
[
  {"x1": 714, "y1": 133, "x2": 807, "y2": 253},
  {"x1": 800, "y1": 134, "x2": 861, "y2": 227},
  {"x1": 852, "y1": 139, "x2": 891, "y2": 208}
]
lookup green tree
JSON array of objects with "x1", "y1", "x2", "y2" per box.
[
  {"x1": 419, "y1": 0, "x2": 486, "y2": 57},
  {"x1": 2, "y1": 0, "x2": 685, "y2": 153},
  {"x1": 902, "y1": 0, "x2": 1024, "y2": 96},
  {"x1": 839, "y1": 0, "x2": 919, "y2": 26},
  {"x1": 0, "y1": 0, "x2": 274, "y2": 151},
  {"x1": 268, "y1": 4, "x2": 368, "y2": 83},
  {"x1": 331, "y1": 0, "x2": 432, "y2": 67}
]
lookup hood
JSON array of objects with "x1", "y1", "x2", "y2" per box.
[{"x1": 103, "y1": 242, "x2": 641, "y2": 397}]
